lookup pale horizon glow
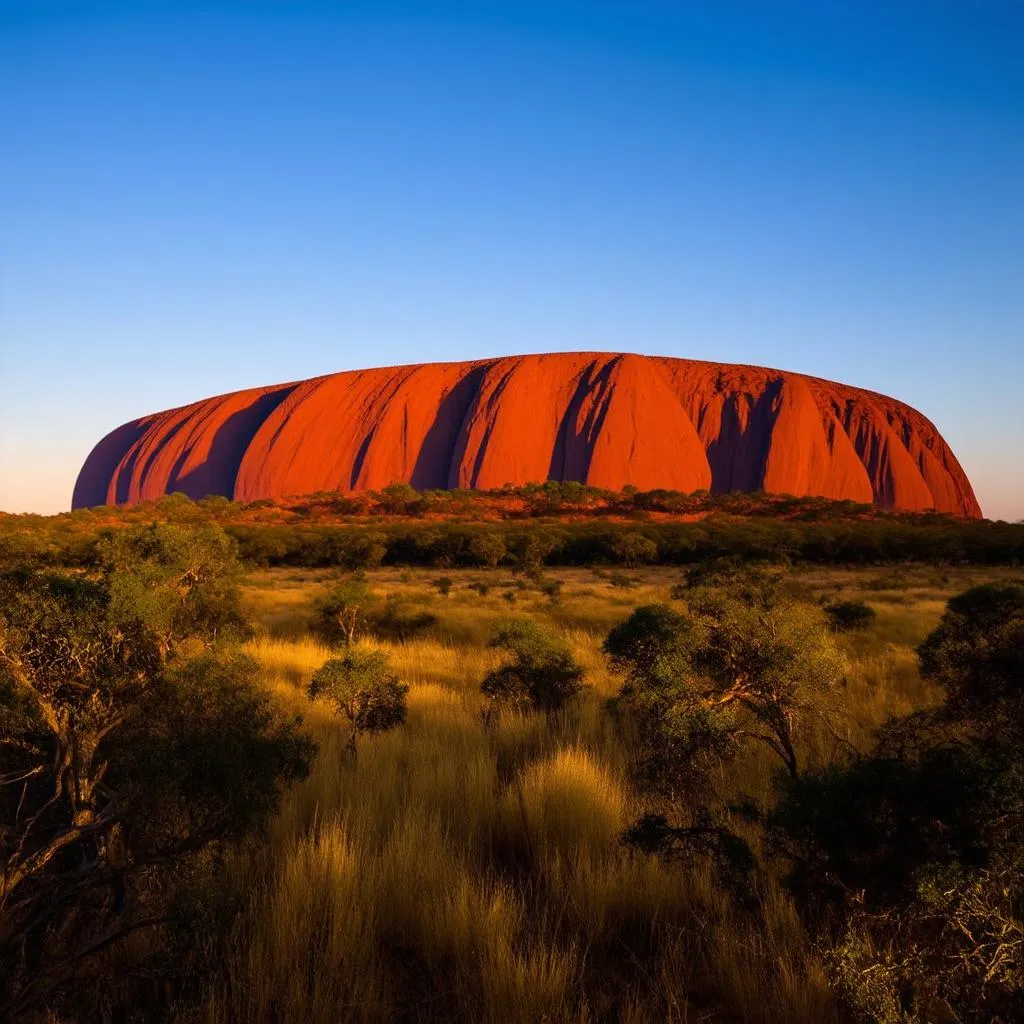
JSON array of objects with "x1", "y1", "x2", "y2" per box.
[{"x1": 1, "y1": 2, "x2": 1022, "y2": 521}]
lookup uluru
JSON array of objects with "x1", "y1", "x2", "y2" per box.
[{"x1": 72, "y1": 352, "x2": 982, "y2": 517}]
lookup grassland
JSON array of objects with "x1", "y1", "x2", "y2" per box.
[{"x1": 177, "y1": 563, "x2": 1022, "y2": 1023}]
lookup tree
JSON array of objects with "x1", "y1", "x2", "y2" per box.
[
  {"x1": 610, "y1": 531, "x2": 658, "y2": 567},
  {"x1": 100, "y1": 522, "x2": 249, "y2": 658},
  {"x1": 917, "y1": 583, "x2": 1024, "y2": 740},
  {"x1": 377, "y1": 482, "x2": 420, "y2": 516},
  {"x1": 515, "y1": 531, "x2": 559, "y2": 572},
  {"x1": 767, "y1": 584, "x2": 1024, "y2": 1024},
  {"x1": 468, "y1": 532, "x2": 507, "y2": 569},
  {"x1": 0, "y1": 550, "x2": 313, "y2": 1017},
  {"x1": 480, "y1": 620, "x2": 585, "y2": 715},
  {"x1": 307, "y1": 648, "x2": 408, "y2": 751},
  {"x1": 312, "y1": 576, "x2": 375, "y2": 646},
  {"x1": 605, "y1": 589, "x2": 847, "y2": 785},
  {"x1": 602, "y1": 586, "x2": 846, "y2": 897}
]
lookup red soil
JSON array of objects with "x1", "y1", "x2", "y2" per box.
[{"x1": 72, "y1": 353, "x2": 982, "y2": 517}]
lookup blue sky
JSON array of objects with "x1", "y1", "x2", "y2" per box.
[{"x1": 1, "y1": 1, "x2": 1021, "y2": 518}]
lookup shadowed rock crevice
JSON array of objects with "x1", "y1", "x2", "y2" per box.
[
  {"x1": 411, "y1": 365, "x2": 488, "y2": 490},
  {"x1": 705, "y1": 378, "x2": 783, "y2": 493},
  {"x1": 71, "y1": 419, "x2": 150, "y2": 509},
  {"x1": 168, "y1": 387, "x2": 293, "y2": 500}
]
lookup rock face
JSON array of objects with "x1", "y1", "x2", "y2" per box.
[{"x1": 72, "y1": 353, "x2": 982, "y2": 517}]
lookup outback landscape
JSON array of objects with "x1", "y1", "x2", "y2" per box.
[
  {"x1": 4, "y1": 4, "x2": 1022, "y2": 1023},
  {"x1": 2, "y1": 485, "x2": 1023, "y2": 1022}
]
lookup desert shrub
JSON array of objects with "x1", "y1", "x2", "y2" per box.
[
  {"x1": 607, "y1": 572, "x2": 637, "y2": 589},
  {"x1": 307, "y1": 647, "x2": 408, "y2": 751},
  {"x1": 539, "y1": 578, "x2": 563, "y2": 603},
  {"x1": 0, "y1": 553, "x2": 313, "y2": 1018},
  {"x1": 376, "y1": 482, "x2": 421, "y2": 515},
  {"x1": 513, "y1": 530, "x2": 560, "y2": 571},
  {"x1": 824, "y1": 600, "x2": 877, "y2": 632},
  {"x1": 917, "y1": 583, "x2": 1024, "y2": 735},
  {"x1": 606, "y1": 587, "x2": 846, "y2": 784},
  {"x1": 767, "y1": 584, "x2": 1024, "y2": 1023},
  {"x1": 432, "y1": 575, "x2": 454, "y2": 598},
  {"x1": 468, "y1": 580, "x2": 491, "y2": 597},
  {"x1": 100, "y1": 522, "x2": 249, "y2": 655},
  {"x1": 468, "y1": 532, "x2": 507, "y2": 568},
  {"x1": 603, "y1": 584, "x2": 847, "y2": 898},
  {"x1": 368, "y1": 594, "x2": 438, "y2": 642},
  {"x1": 312, "y1": 575, "x2": 375, "y2": 646},
  {"x1": 610, "y1": 531, "x2": 658, "y2": 567},
  {"x1": 481, "y1": 620, "x2": 585, "y2": 715}
]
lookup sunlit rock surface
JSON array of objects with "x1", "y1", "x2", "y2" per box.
[{"x1": 72, "y1": 353, "x2": 981, "y2": 517}]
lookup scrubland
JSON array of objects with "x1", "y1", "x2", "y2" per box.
[{"x1": 186, "y1": 564, "x2": 1020, "y2": 1023}]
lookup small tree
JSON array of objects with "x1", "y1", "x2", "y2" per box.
[
  {"x1": 100, "y1": 521, "x2": 248, "y2": 658},
  {"x1": 307, "y1": 647, "x2": 408, "y2": 751},
  {"x1": 313, "y1": 576, "x2": 374, "y2": 646},
  {"x1": 378, "y1": 482, "x2": 419, "y2": 515},
  {"x1": 468, "y1": 532, "x2": 507, "y2": 569},
  {"x1": 481, "y1": 620, "x2": 585, "y2": 715},
  {"x1": 0, "y1": 553, "x2": 312, "y2": 1016},
  {"x1": 606, "y1": 590, "x2": 847, "y2": 784},
  {"x1": 767, "y1": 584, "x2": 1024, "y2": 1023},
  {"x1": 610, "y1": 531, "x2": 658, "y2": 567},
  {"x1": 917, "y1": 583, "x2": 1024, "y2": 737}
]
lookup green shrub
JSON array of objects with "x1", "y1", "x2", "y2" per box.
[
  {"x1": 312, "y1": 575, "x2": 375, "y2": 645},
  {"x1": 824, "y1": 600, "x2": 877, "y2": 632},
  {"x1": 481, "y1": 620, "x2": 585, "y2": 714},
  {"x1": 307, "y1": 647, "x2": 408, "y2": 751}
]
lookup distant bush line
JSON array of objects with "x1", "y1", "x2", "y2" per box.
[{"x1": 3, "y1": 486, "x2": 1022, "y2": 570}]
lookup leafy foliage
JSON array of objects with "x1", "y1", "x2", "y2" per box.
[
  {"x1": 917, "y1": 583, "x2": 1024, "y2": 738},
  {"x1": 768, "y1": 583, "x2": 1024, "y2": 1023},
  {"x1": 606, "y1": 585, "x2": 847, "y2": 787},
  {"x1": 824, "y1": 599, "x2": 877, "y2": 632},
  {"x1": 307, "y1": 647, "x2": 408, "y2": 750},
  {"x1": 312, "y1": 575, "x2": 375, "y2": 646},
  {"x1": 0, "y1": 525, "x2": 313, "y2": 1018},
  {"x1": 481, "y1": 620, "x2": 585, "y2": 714}
]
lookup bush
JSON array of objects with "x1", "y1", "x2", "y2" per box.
[
  {"x1": 824, "y1": 600, "x2": 877, "y2": 632},
  {"x1": 610, "y1": 531, "x2": 658, "y2": 567},
  {"x1": 431, "y1": 576, "x2": 453, "y2": 598},
  {"x1": 607, "y1": 588, "x2": 846, "y2": 785},
  {"x1": 307, "y1": 647, "x2": 408, "y2": 750},
  {"x1": 0, "y1": 552, "x2": 313, "y2": 1016},
  {"x1": 481, "y1": 620, "x2": 585, "y2": 714},
  {"x1": 767, "y1": 584, "x2": 1024, "y2": 1024},
  {"x1": 312, "y1": 575, "x2": 375, "y2": 646},
  {"x1": 468, "y1": 532, "x2": 507, "y2": 568},
  {"x1": 368, "y1": 594, "x2": 437, "y2": 641}
]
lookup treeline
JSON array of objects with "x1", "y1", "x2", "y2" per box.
[{"x1": 5, "y1": 513, "x2": 1023, "y2": 570}]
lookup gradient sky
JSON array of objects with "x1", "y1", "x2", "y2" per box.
[{"x1": 1, "y1": 1, "x2": 1022, "y2": 519}]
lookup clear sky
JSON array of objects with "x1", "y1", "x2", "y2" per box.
[{"x1": 1, "y1": 1, "x2": 1021, "y2": 519}]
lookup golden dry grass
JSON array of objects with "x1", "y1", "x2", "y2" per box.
[{"x1": 195, "y1": 564, "x2": 1022, "y2": 1022}]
